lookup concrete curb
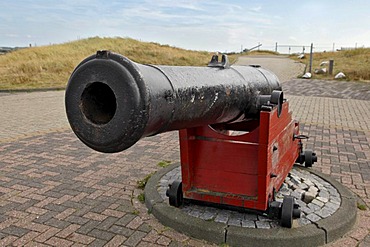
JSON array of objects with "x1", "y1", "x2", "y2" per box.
[
  {"x1": 227, "y1": 224, "x2": 325, "y2": 247},
  {"x1": 300, "y1": 167, "x2": 357, "y2": 243},
  {"x1": 145, "y1": 163, "x2": 357, "y2": 247}
]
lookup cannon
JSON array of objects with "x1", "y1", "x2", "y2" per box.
[
  {"x1": 65, "y1": 51, "x2": 282, "y2": 153},
  {"x1": 65, "y1": 51, "x2": 317, "y2": 227}
]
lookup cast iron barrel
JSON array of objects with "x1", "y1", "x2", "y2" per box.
[{"x1": 65, "y1": 51, "x2": 282, "y2": 153}]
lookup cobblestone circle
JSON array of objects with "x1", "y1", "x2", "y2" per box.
[{"x1": 158, "y1": 166, "x2": 341, "y2": 229}]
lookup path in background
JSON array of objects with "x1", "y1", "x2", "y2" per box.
[{"x1": 235, "y1": 55, "x2": 306, "y2": 82}]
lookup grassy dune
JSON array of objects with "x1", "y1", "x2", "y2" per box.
[
  {"x1": 1, "y1": 37, "x2": 368, "y2": 90},
  {"x1": 0, "y1": 37, "x2": 216, "y2": 90},
  {"x1": 292, "y1": 48, "x2": 370, "y2": 81}
]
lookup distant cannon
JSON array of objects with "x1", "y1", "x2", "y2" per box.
[{"x1": 65, "y1": 51, "x2": 282, "y2": 153}]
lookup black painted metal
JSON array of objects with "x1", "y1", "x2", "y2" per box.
[
  {"x1": 166, "y1": 181, "x2": 183, "y2": 207},
  {"x1": 65, "y1": 51, "x2": 281, "y2": 153},
  {"x1": 281, "y1": 196, "x2": 294, "y2": 228}
]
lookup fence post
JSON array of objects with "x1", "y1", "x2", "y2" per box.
[
  {"x1": 329, "y1": 60, "x2": 334, "y2": 75},
  {"x1": 309, "y1": 43, "x2": 313, "y2": 73}
]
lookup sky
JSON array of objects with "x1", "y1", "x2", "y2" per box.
[{"x1": 1, "y1": 0, "x2": 370, "y2": 53}]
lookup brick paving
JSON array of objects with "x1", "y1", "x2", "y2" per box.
[
  {"x1": 0, "y1": 57, "x2": 369, "y2": 246},
  {"x1": 284, "y1": 79, "x2": 370, "y2": 100},
  {"x1": 0, "y1": 91, "x2": 68, "y2": 142},
  {"x1": 285, "y1": 79, "x2": 370, "y2": 246}
]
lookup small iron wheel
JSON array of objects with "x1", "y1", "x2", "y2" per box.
[
  {"x1": 166, "y1": 181, "x2": 183, "y2": 207},
  {"x1": 281, "y1": 196, "x2": 294, "y2": 228},
  {"x1": 304, "y1": 150, "x2": 316, "y2": 167}
]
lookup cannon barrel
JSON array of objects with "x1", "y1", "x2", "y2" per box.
[{"x1": 65, "y1": 51, "x2": 282, "y2": 153}]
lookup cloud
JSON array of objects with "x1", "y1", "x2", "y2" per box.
[
  {"x1": 5, "y1": 34, "x2": 19, "y2": 38},
  {"x1": 250, "y1": 6, "x2": 262, "y2": 12},
  {"x1": 2, "y1": 0, "x2": 370, "y2": 51}
]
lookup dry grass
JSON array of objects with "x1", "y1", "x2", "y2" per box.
[
  {"x1": 291, "y1": 48, "x2": 370, "y2": 81},
  {"x1": 2, "y1": 38, "x2": 368, "y2": 90},
  {"x1": 0, "y1": 37, "x2": 214, "y2": 90}
]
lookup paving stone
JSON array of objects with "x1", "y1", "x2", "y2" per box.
[
  {"x1": 303, "y1": 179, "x2": 315, "y2": 187},
  {"x1": 330, "y1": 195, "x2": 341, "y2": 204},
  {"x1": 307, "y1": 203, "x2": 321, "y2": 211},
  {"x1": 67, "y1": 232, "x2": 95, "y2": 245},
  {"x1": 244, "y1": 213, "x2": 258, "y2": 221},
  {"x1": 318, "y1": 190, "x2": 330, "y2": 199},
  {"x1": 298, "y1": 183, "x2": 309, "y2": 191},
  {"x1": 188, "y1": 209, "x2": 202, "y2": 218},
  {"x1": 124, "y1": 231, "x2": 147, "y2": 247},
  {"x1": 105, "y1": 235, "x2": 127, "y2": 247},
  {"x1": 181, "y1": 206, "x2": 192, "y2": 214},
  {"x1": 308, "y1": 186, "x2": 319, "y2": 194},
  {"x1": 228, "y1": 217, "x2": 241, "y2": 227},
  {"x1": 199, "y1": 211, "x2": 216, "y2": 221},
  {"x1": 291, "y1": 176, "x2": 301, "y2": 185},
  {"x1": 286, "y1": 181, "x2": 294, "y2": 189},
  {"x1": 88, "y1": 229, "x2": 115, "y2": 241},
  {"x1": 316, "y1": 196, "x2": 329, "y2": 203},
  {"x1": 56, "y1": 224, "x2": 80, "y2": 239},
  {"x1": 109, "y1": 225, "x2": 134, "y2": 237},
  {"x1": 96, "y1": 217, "x2": 118, "y2": 231},
  {"x1": 300, "y1": 205, "x2": 314, "y2": 215},
  {"x1": 306, "y1": 213, "x2": 322, "y2": 222},
  {"x1": 291, "y1": 190, "x2": 304, "y2": 200},
  {"x1": 316, "y1": 208, "x2": 332, "y2": 218},
  {"x1": 255, "y1": 221, "x2": 270, "y2": 229},
  {"x1": 311, "y1": 199, "x2": 325, "y2": 208},
  {"x1": 295, "y1": 199, "x2": 306, "y2": 208},
  {"x1": 303, "y1": 191, "x2": 316, "y2": 204},
  {"x1": 45, "y1": 236, "x2": 73, "y2": 247},
  {"x1": 66, "y1": 216, "x2": 90, "y2": 225},
  {"x1": 32, "y1": 227, "x2": 60, "y2": 243},
  {"x1": 115, "y1": 214, "x2": 137, "y2": 226},
  {"x1": 257, "y1": 215, "x2": 272, "y2": 222},
  {"x1": 1, "y1": 226, "x2": 30, "y2": 237},
  {"x1": 33, "y1": 211, "x2": 59, "y2": 224},
  {"x1": 44, "y1": 218, "x2": 71, "y2": 229},
  {"x1": 358, "y1": 235, "x2": 370, "y2": 247},
  {"x1": 88, "y1": 239, "x2": 108, "y2": 247},
  {"x1": 76, "y1": 220, "x2": 100, "y2": 235},
  {"x1": 328, "y1": 188, "x2": 340, "y2": 197},
  {"x1": 42, "y1": 204, "x2": 68, "y2": 213},
  {"x1": 214, "y1": 213, "x2": 229, "y2": 224},
  {"x1": 280, "y1": 183, "x2": 289, "y2": 191},
  {"x1": 297, "y1": 217, "x2": 311, "y2": 226},
  {"x1": 241, "y1": 219, "x2": 255, "y2": 228}
]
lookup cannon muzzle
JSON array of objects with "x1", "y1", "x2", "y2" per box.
[{"x1": 65, "y1": 51, "x2": 282, "y2": 153}]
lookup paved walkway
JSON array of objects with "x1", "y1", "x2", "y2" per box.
[
  {"x1": 0, "y1": 91, "x2": 68, "y2": 142},
  {"x1": 0, "y1": 56, "x2": 369, "y2": 246},
  {"x1": 235, "y1": 55, "x2": 305, "y2": 82}
]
